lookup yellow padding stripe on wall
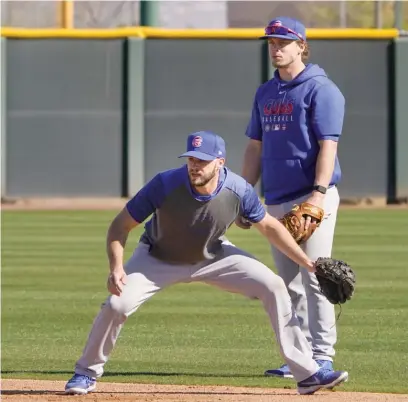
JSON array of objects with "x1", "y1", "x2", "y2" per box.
[{"x1": 0, "y1": 27, "x2": 400, "y2": 40}]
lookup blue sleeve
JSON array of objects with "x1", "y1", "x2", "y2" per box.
[
  {"x1": 126, "y1": 173, "x2": 166, "y2": 223},
  {"x1": 245, "y1": 93, "x2": 263, "y2": 141},
  {"x1": 311, "y1": 84, "x2": 345, "y2": 141},
  {"x1": 240, "y1": 182, "x2": 266, "y2": 223}
]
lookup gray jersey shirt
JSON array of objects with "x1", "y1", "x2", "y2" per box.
[{"x1": 126, "y1": 166, "x2": 266, "y2": 264}]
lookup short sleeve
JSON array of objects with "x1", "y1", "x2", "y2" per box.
[
  {"x1": 240, "y1": 182, "x2": 266, "y2": 223},
  {"x1": 311, "y1": 84, "x2": 345, "y2": 141},
  {"x1": 126, "y1": 174, "x2": 166, "y2": 223},
  {"x1": 245, "y1": 94, "x2": 263, "y2": 141}
]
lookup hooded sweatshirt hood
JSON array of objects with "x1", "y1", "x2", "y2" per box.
[
  {"x1": 245, "y1": 63, "x2": 345, "y2": 205},
  {"x1": 275, "y1": 63, "x2": 328, "y2": 88}
]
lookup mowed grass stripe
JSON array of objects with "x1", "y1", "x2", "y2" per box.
[{"x1": 1, "y1": 209, "x2": 408, "y2": 393}]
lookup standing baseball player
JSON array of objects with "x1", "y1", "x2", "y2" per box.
[
  {"x1": 65, "y1": 131, "x2": 348, "y2": 395},
  {"x1": 238, "y1": 17, "x2": 346, "y2": 378}
]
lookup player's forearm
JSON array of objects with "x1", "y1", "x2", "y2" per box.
[
  {"x1": 106, "y1": 223, "x2": 130, "y2": 273},
  {"x1": 264, "y1": 221, "x2": 314, "y2": 271},
  {"x1": 242, "y1": 140, "x2": 262, "y2": 186},
  {"x1": 314, "y1": 140, "x2": 338, "y2": 188},
  {"x1": 106, "y1": 207, "x2": 140, "y2": 272}
]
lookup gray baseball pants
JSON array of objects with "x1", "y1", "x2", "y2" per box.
[
  {"x1": 74, "y1": 242, "x2": 319, "y2": 381},
  {"x1": 267, "y1": 186, "x2": 340, "y2": 361}
]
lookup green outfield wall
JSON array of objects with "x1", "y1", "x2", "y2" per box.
[{"x1": 1, "y1": 28, "x2": 406, "y2": 203}]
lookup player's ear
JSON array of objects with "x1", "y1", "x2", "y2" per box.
[{"x1": 218, "y1": 158, "x2": 225, "y2": 168}]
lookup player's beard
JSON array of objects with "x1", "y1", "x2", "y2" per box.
[
  {"x1": 271, "y1": 55, "x2": 295, "y2": 69},
  {"x1": 189, "y1": 165, "x2": 218, "y2": 187}
]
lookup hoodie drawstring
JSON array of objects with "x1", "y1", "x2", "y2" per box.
[{"x1": 277, "y1": 82, "x2": 287, "y2": 117}]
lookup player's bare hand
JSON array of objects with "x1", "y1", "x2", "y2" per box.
[
  {"x1": 306, "y1": 260, "x2": 316, "y2": 273},
  {"x1": 107, "y1": 269, "x2": 127, "y2": 296},
  {"x1": 235, "y1": 216, "x2": 252, "y2": 230},
  {"x1": 304, "y1": 192, "x2": 325, "y2": 231}
]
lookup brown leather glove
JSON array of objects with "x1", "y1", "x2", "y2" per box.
[{"x1": 279, "y1": 202, "x2": 324, "y2": 244}]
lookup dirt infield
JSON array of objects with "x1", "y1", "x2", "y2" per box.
[
  {"x1": 2, "y1": 379, "x2": 408, "y2": 402},
  {"x1": 2, "y1": 197, "x2": 407, "y2": 211}
]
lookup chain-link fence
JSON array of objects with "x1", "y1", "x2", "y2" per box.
[
  {"x1": 1, "y1": 1, "x2": 60, "y2": 28},
  {"x1": 73, "y1": 1, "x2": 140, "y2": 28},
  {"x1": 229, "y1": 1, "x2": 407, "y2": 29},
  {"x1": 1, "y1": 1, "x2": 407, "y2": 29}
]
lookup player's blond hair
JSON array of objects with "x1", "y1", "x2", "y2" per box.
[{"x1": 301, "y1": 42, "x2": 310, "y2": 62}]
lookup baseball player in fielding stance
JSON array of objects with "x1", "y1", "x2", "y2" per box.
[
  {"x1": 239, "y1": 17, "x2": 345, "y2": 378},
  {"x1": 65, "y1": 131, "x2": 348, "y2": 395}
]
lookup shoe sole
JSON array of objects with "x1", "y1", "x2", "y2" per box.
[
  {"x1": 65, "y1": 384, "x2": 96, "y2": 395},
  {"x1": 264, "y1": 360, "x2": 332, "y2": 380},
  {"x1": 264, "y1": 371, "x2": 294, "y2": 379},
  {"x1": 298, "y1": 371, "x2": 349, "y2": 395}
]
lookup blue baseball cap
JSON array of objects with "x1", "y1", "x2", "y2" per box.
[
  {"x1": 260, "y1": 16, "x2": 306, "y2": 41},
  {"x1": 179, "y1": 131, "x2": 226, "y2": 161}
]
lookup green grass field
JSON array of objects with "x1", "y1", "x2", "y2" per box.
[{"x1": 1, "y1": 209, "x2": 408, "y2": 394}]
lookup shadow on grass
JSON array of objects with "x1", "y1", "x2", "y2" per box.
[{"x1": 1, "y1": 370, "x2": 266, "y2": 378}]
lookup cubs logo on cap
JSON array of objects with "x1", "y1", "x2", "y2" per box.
[
  {"x1": 179, "y1": 131, "x2": 226, "y2": 161},
  {"x1": 259, "y1": 16, "x2": 306, "y2": 42},
  {"x1": 192, "y1": 136, "x2": 203, "y2": 148}
]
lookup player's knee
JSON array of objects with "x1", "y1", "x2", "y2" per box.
[
  {"x1": 264, "y1": 273, "x2": 287, "y2": 296},
  {"x1": 252, "y1": 268, "x2": 287, "y2": 299},
  {"x1": 275, "y1": 275, "x2": 287, "y2": 292},
  {"x1": 105, "y1": 296, "x2": 131, "y2": 319}
]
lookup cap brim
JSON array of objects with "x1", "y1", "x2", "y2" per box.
[
  {"x1": 259, "y1": 34, "x2": 299, "y2": 40},
  {"x1": 178, "y1": 151, "x2": 217, "y2": 161}
]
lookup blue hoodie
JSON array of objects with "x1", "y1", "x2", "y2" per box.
[{"x1": 245, "y1": 63, "x2": 345, "y2": 205}]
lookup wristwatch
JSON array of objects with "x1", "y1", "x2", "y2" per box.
[{"x1": 313, "y1": 185, "x2": 327, "y2": 194}]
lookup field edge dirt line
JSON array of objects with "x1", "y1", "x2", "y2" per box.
[
  {"x1": 2, "y1": 197, "x2": 407, "y2": 211},
  {"x1": 1, "y1": 379, "x2": 408, "y2": 402}
]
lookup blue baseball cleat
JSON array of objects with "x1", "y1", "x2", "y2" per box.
[
  {"x1": 65, "y1": 373, "x2": 97, "y2": 395},
  {"x1": 264, "y1": 363, "x2": 293, "y2": 378},
  {"x1": 297, "y1": 368, "x2": 348, "y2": 395},
  {"x1": 264, "y1": 359, "x2": 333, "y2": 379},
  {"x1": 315, "y1": 359, "x2": 334, "y2": 371}
]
